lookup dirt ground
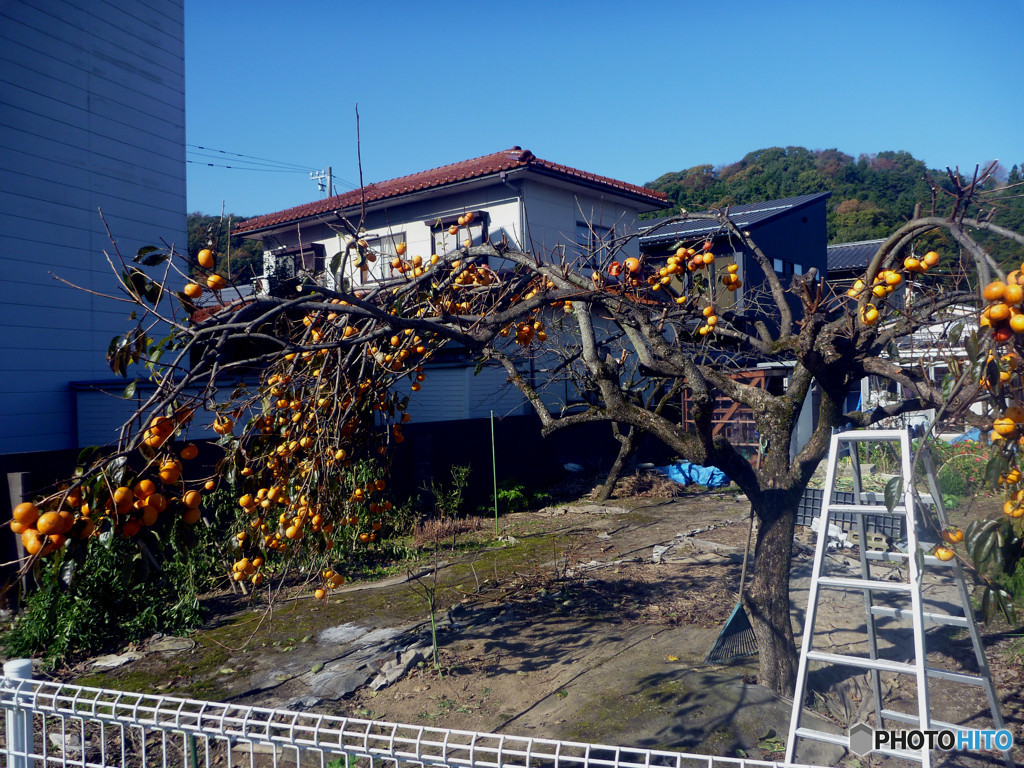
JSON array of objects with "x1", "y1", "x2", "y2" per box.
[{"x1": 55, "y1": 483, "x2": 1024, "y2": 767}]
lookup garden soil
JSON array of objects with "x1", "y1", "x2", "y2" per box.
[{"x1": 58, "y1": 489, "x2": 1024, "y2": 768}]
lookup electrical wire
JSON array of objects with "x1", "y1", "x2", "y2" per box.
[
  {"x1": 187, "y1": 145, "x2": 359, "y2": 190},
  {"x1": 186, "y1": 159, "x2": 309, "y2": 173},
  {"x1": 186, "y1": 144, "x2": 314, "y2": 172}
]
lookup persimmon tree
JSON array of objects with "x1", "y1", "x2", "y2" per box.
[{"x1": 14, "y1": 165, "x2": 1024, "y2": 696}]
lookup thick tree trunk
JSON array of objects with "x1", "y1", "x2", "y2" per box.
[
  {"x1": 744, "y1": 489, "x2": 799, "y2": 696},
  {"x1": 594, "y1": 424, "x2": 636, "y2": 503}
]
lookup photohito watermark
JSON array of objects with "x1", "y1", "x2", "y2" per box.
[{"x1": 848, "y1": 722, "x2": 1014, "y2": 755}]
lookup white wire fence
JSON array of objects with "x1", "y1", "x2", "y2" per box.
[{"x1": 0, "y1": 665, "x2": 827, "y2": 768}]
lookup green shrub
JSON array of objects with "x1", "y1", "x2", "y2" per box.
[
  {"x1": 2, "y1": 518, "x2": 222, "y2": 667},
  {"x1": 496, "y1": 479, "x2": 531, "y2": 512},
  {"x1": 493, "y1": 478, "x2": 552, "y2": 514},
  {"x1": 858, "y1": 441, "x2": 901, "y2": 474},
  {"x1": 934, "y1": 441, "x2": 987, "y2": 500},
  {"x1": 997, "y1": 552, "x2": 1024, "y2": 602}
]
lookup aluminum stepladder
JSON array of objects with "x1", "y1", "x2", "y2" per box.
[{"x1": 784, "y1": 428, "x2": 1011, "y2": 767}]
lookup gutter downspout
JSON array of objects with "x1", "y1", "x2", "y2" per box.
[{"x1": 500, "y1": 171, "x2": 525, "y2": 252}]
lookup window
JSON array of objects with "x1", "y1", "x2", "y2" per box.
[
  {"x1": 261, "y1": 243, "x2": 325, "y2": 296},
  {"x1": 716, "y1": 255, "x2": 741, "y2": 311},
  {"x1": 773, "y1": 258, "x2": 794, "y2": 276},
  {"x1": 430, "y1": 211, "x2": 488, "y2": 258},
  {"x1": 575, "y1": 221, "x2": 614, "y2": 261},
  {"x1": 360, "y1": 233, "x2": 405, "y2": 284}
]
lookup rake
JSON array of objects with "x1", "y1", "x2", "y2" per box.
[{"x1": 704, "y1": 502, "x2": 758, "y2": 664}]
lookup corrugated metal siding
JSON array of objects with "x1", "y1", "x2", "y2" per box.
[
  {"x1": 73, "y1": 383, "x2": 221, "y2": 449},
  {"x1": 466, "y1": 365, "x2": 528, "y2": 419},
  {"x1": 0, "y1": 0, "x2": 186, "y2": 455},
  {"x1": 74, "y1": 387, "x2": 135, "y2": 448},
  {"x1": 398, "y1": 365, "x2": 527, "y2": 423}
]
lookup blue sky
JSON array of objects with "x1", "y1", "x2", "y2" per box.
[{"x1": 185, "y1": 0, "x2": 1024, "y2": 217}]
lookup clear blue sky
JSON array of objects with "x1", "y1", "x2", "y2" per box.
[{"x1": 185, "y1": 0, "x2": 1024, "y2": 217}]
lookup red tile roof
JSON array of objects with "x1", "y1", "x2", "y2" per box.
[{"x1": 234, "y1": 148, "x2": 668, "y2": 234}]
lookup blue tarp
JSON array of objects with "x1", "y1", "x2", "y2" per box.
[
  {"x1": 949, "y1": 428, "x2": 982, "y2": 444},
  {"x1": 654, "y1": 461, "x2": 730, "y2": 488}
]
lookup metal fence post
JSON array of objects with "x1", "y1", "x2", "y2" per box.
[{"x1": 4, "y1": 659, "x2": 33, "y2": 768}]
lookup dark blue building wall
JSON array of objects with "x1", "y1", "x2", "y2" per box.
[{"x1": 739, "y1": 195, "x2": 829, "y2": 290}]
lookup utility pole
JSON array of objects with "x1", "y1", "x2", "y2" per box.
[{"x1": 310, "y1": 166, "x2": 332, "y2": 197}]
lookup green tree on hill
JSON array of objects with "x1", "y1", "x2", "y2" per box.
[{"x1": 187, "y1": 212, "x2": 263, "y2": 283}]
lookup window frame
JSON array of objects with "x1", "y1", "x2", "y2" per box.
[
  {"x1": 428, "y1": 211, "x2": 488, "y2": 258},
  {"x1": 773, "y1": 258, "x2": 795, "y2": 276},
  {"x1": 575, "y1": 221, "x2": 615, "y2": 262},
  {"x1": 359, "y1": 232, "x2": 406, "y2": 284}
]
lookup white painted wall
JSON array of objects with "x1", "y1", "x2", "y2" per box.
[
  {"x1": 522, "y1": 179, "x2": 642, "y2": 263},
  {"x1": 0, "y1": 0, "x2": 186, "y2": 453},
  {"x1": 282, "y1": 185, "x2": 526, "y2": 287}
]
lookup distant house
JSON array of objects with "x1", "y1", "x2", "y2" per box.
[
  {"x1": 639, "y1": 192, "x2": 831, "y2": 321},
  {"x1": 639, "y1": 193, "x2": 831, "y2": 458},
  {"x1": 234, "y1": 147, "x2": 669, "y2": 425},
  {"x1": 0, "y1": 1, "x2": 187, "y2": 473}
]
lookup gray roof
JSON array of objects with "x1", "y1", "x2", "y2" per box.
[
  {"x1": 827, "y1": 239, "x2": 885, "y2": 272},
  {"x1": 639, "y1": 192, "x2": 831, "y2": 244},
  {"x1": 192, "y1": 281, "x2": 255, "y2": 308}
]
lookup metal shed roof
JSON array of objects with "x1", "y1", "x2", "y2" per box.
[
  {"x1": 826, "y1": 239, "x2": 885, "y2": 272},
  {"x1": 639, "y1": 192, "x2": 830, "y2": 244}
]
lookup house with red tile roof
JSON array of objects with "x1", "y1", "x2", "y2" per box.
[
  {"x1": 234, "y1": 148, "x2": 668, "y2": 425},
  {"x1": 235, "y1": 147, "x2": 667, "y2": 295}
]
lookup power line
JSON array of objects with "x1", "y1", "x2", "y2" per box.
[
  {"x1": 186, "y1": 144, "x2": 359, "y2": 191},
  {"x1": 186, "y1": 144, "x2": 315, "y2": 172},
  {"x1": 187, "y1": 151, "x2": 312, "y2": 172},
  {"x1": 186, "y1": 159, "x2": 309, "y2": 173},
  {"x1": 186, "y1": 151, "x2": 311, "y2": 173}
]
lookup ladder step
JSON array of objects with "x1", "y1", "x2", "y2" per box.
[
  {"x1": 865, "y1": 551, "x2": 956, "y2": 567},
  {"x1": 880, "y1": 708, "x2": 961, "y2": 732},
  {"x1": 793, "y1": 727, "x2": 848, "y2": 749},
  {"x1": 793, "y1": 727, "x2": 924, "y2": 762},
  {"x1": 835, "y1": 430, "x2": 912, "y2": 442},
  {"x1": 870, "y1": 606, "x2": 970, "y2": 628},
  {"x1": 817, "y1": 576, "x2": 913, "y2": 593},
  {"x1": 826, "y1": 503, "x2": 907, "y2": 515},
  {"x1": 805, "y1": 650, "x2": 916, "y2": 674},
  {"x1": 926, "y1": 667, "x2": 990, "y2": 687},
  {"x1": 874, "y1": 745, "x2": 927, "y2": 762},
  {"x1": 804, "y1": 651, "x2": 987, "y2": 685}
]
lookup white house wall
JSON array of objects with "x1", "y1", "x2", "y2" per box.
[
  {"x1": 521, "y1": 181, "x2": 641, "y2": 263},
  {"x1": 278, "y1": 185, "x2": 525, "y2": 286},
  {"x1": 267, "y1": 179, "x2": 646, "y2": 285},
  {"x1": 0, "y1": 0, "x2": 186, "y2": 454}
]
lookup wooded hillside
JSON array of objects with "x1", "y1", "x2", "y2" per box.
[
  {"x1": 188, "y1": 212, "x2": 263, "y2": 281},
  {"x1": 645, "y1": 147, "x2": 1023, "y2": 263}
]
